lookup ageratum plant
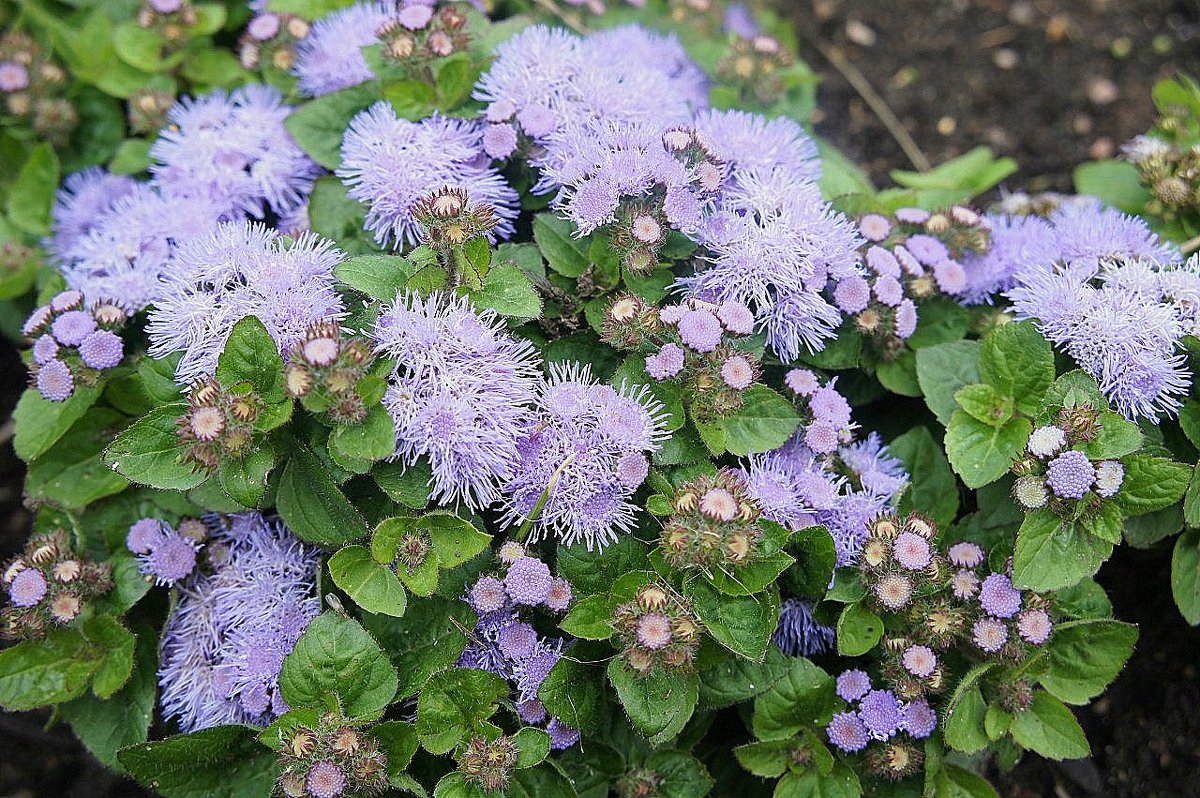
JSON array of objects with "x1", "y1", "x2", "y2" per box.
[{"x1": 0, "y1": 1, "x2": 1198, "y2": 798}]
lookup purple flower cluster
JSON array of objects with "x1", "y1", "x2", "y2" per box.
[
  {"x1": 147, "y1": 221, "x2": 346, "y2": 384},
  {"x1": 948, "y1": 552, "x2": 1054, "y2": 653},
  {"x1": 373, "y1": 291, "x2": 541, "y2": 509},
  {"x1": 45, "y1": 167, "x2": 136, "y2": 264},
  {"x1": 158, "y1": 513, "x2": 320, "y2": 732},
  {"x1": 999, "y1": 199, "x2": 1193, "y2": 420},
  {"x1": 742, "y1": 374, "x2": 907, "y2": 566},
  {"x1": 338, "y1": 103, "x2": 520, "y2": 248},
  {"x1": 22, "y1": 290, "x2": 126, "y2": 402},
  {"x1": 126, "y1": 518, "x2": 201, "y2": 586},
  {"x1": 501, "y1": 363, "x2": 668, "y2": 551},
  {"x1": 150, "y1": 85, "x2": 320, "y2": 221},
  {"x1": 458, "y1": 550, "x2": 580, "y2": 750},
  {"x1": 772, "y1": 597, "x2": 835, "y2": 657},
  {"x1": 827, "y1": 670, "x2": 936, "y2": 753},
  {"x1": 474, "y1": 24, "x2": 705, "y2": 149},
  {"x1": 292, "y1": 1, "x2": 396, "y2": 97}
]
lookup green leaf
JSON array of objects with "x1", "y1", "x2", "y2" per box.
[
  {"x1": 374, "y1": 720, "x2": 419, "y2": 777},
  {"x1": 1039, "y1": 619, "x2": 1137, "y2": 705},
  {"x1": 890, "y1": 147, "x2": 1017, "y2": 207},
  {"x1": 514, "y1": 727, "x2": 551, "y2": 768},
  {"x1": 1012, "y1": 511, "x2": 1113, "y2": 591},
  {"x1": 697, "y1": 646, "x2": 791, "y2": 709},
  {"x1": 82, "y1": 615, "x2": 136, "y2": 700},
  {"x1": 1009, "y1": 692, "x2": 1090, "y2": 760},
  {"x1": 944, "y1": 411, "x2": 1031, "y2": 489},
  {"x1": 751, "y1": 658, "x2": 836, "y2": 742},
  {"x1": 1073, "y1": 160, "x2": 1150, "y2": 214},
  {"x1": 0, "y1": 629, "x2": 102, "y2": 711},
  {"x1": 216, "y1": 444, "x2": 274, "y2": 508},
  {"x1": 1081, "y1": 412, "x2": 1143, "y2": 460},
  {"x1": 931, "y1": 765, "x2": 1001, "y2": 798},
  {"x1": 985, "y1": 704, "x2": 1013, "y2": 741},
  {"x1": 687, "y1": 580, "x2": 780, "y2": 661},
  {"x1": 510, "y1": 763, "x2": 579, "y2": 798},
  {"x1": 889, "y1": 426, "x2": 959, "y2": 527},
  {"x1": 215, "y1": 316, "x2": 284, "y2": 400},
  {"x1": 309, "y1": 176, "x2": 369, "y2": 248},
  {"x1": 710, "y1": 385, "x2": 801, "y2": 457},
  {"x1": 467, "y1": 262, "x2": 543, "y2": 319},
  {"x1": 285, "y1": 84, "x2": 378, "y2": 169},
  {"x1": 538, "y1": 658, "x2": 604, "y2": 733},
  {"x1": 978, "y1": 321, "x2": 1053, "y2": 413},
  {"x1": 7, "y1": 144, "x2": 59, "y2": 235},
  {"x1": 707, "y1": 551, "x2": 795, "y2": 597},
  {"x1": 557, "y1": 535, "x2": 650, "y2": 597},
  {"x1": 1186, "y1": 466, "x2": 1200, "y2": 530},
  {"x1": 104, "y1": 404, "x2": 208, "y2": 491},
  {"x1": 336, "y1": 253, "x2": 415, "y2": 302},
  {"x1": 835, "y1": 602, "x2": 883, "y2": 657},
  {"x1": 60, "y1": 627, "x2": 157, "y2": 770},
  {"x1": 330, "y1": 405, "x2": 396, "y2": 463},
  {"x1": 25, "y1": 408, "x2": 130, "y2": 509},
  {"x1": 279, "y1": 612, "x2": 399, "y2": 718},
  {"x1": 1171, "y1": 528, "x2": 1200, "y2": 625},
  {"x1": 13, "y1": 385, "x2": 103, "y2": 462},
  {"x1": 915, "y1": 340, "x2": 982, "y2": 427},
  {"x1": 1112, "y1": 455, "x2": 1192, "y2": 516},
  {"x1": 734, "y1": 740, "x2": 791, "y2": 778},
  {"x1": 415, "y1": 667, "x2": 508, "y2": 754},
  {"x1": 329, "y1": 545, "x2": 408, "y2": 617},
  {"x1": 775, "y1": 764, "x2": 861, "y2": 798},
  {"x1": 607, "y1": 660, "x2": 699, "y2": 747},
  {"x1": 876, "y1": 351, "x2": 921, "y2": 397},
  {"x1": 559, "y1": 594, "x2": 613, "y2": 640},
  {"x1": 1122, "y1": 504, "x2": 1182, "y2": 548},
  {"x1": 433, "y1": 772, "x2": 488, "y2": 798},
  {"x1": 533, "y1": 213, "x2": 589, "y2": 277},
  {"x1": 943, "y1": 685, "x2": 989, "y2": 754},
  {"x1": 276, "y1": 443, "x2": 370, "y2": 546},
  {"x1": 374, "y1": 460, "x2": 432, "y2": 510},
  {"x1": 954, "y1": 383, "x2": 1012, "y2": 426},
  {"x1": 423, "y1": 512, "x2": 492, "y2": 568},
  {"x1": 118, "y1": 725, "x2": 277, "y2": 798},
  {"x1": 361, "y1": 596, "x2": 472, "y2": 698}
]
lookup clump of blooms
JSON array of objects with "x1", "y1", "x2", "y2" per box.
[
  {"x1": 126, "y1": 517, "x2": 207, "y2": 586},
  {"x1": 292, "y1": 0, "x2": 396, "y2": 97},
  {"x1": 773, "y1": 598, "x2": 835, "y2": 657},
  {"x1": 46, "y1": 168, "x2": 137, "y2": 262},
  {"x1": 338, "y1": 104, "x2": 520, "y2": 248},
  {"x1": 150, "y1": 85, "x2": 320, "y2": 221},
  {"x1": 1123, "y1": 129, "x2": 1200, "y2": 222},
  {"x1": 458, "y1": 735, "x2": 519, "y2": 794},
  {"x1": 0, "y1": 32, "x2": 78, "y2": 145},
  {"x1": 602, "y1": 294, "x2": 761, "y2": 420},
  {"x1": 22, "y1": 291, "x2": 127, "y2": 402},
  {"x1": 826, "y1": 674, "x2": 933, "y2": 781},
  {"x1": 374, "y1": 291, "x2": 540, "y2": 509},
  {"x1": 176, "y1": 378, "x2": 266, "y2": 471},
  {"x1": 1, "y1": 530, "x2": 112, "y2": 640},
  {"x1": 501, "y1": 363, "x2": 668, "y2": 550},
  {"x1": 57, "y1": 183, "x2": 226, "y2": 311},
  {"x1": 716, "y1": 31, "x2": 793, "y2": 106},
  {"x1": 835, "y1": 206, "x2": 990, "y2": 355},
  {"x1": 1011, "y1": 409, "x2": 1127, "y2": 513},
  {"x1": 611, "y1": 581, "x2": 701, "y2": 675},
  {"x1": 284, "y1": 322, "x2": 377, "y2": 425},
  {"x1": 238, "y1": 12, "x2": 311, "y2": 73},
  {"x1": 742, "y1": 373, "x2": 908, "y2": 567},
  {"x1": 158, "y1": 512, "x2": 319, "y2": 731},
  {"x1": 147, "y1": 220, "x2": 346, "y2": 384},
  {"x1": 378, "y1": 3, "x2": 471, "y2": 74},
  {"x1": 660, "y1": 469, "x2": 764, "y2": 570},
  {"x1": 133, "y1": 0, "x2": 204, "y2": 60},
  {"x1": 859, "y1": 515, "x2": 942, "y2": 617},
  {"x1": 272, "y1": 713, "x2": 389, "y2": 798},
  {"x1": 458, "y1": 549, "x2": 580, "y2": 749}
]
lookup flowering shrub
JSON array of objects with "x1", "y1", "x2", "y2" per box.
[{"x1": 0, "y1": 1, "x2": 1198, "y2": 798}]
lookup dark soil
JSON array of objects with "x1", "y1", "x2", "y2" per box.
[
  {"x1": 4, "y1": 1, "x2": 1200, "y2": 796},
  {"x1": 785, "y1": 0, "x2": 1200, "y2": 192}
]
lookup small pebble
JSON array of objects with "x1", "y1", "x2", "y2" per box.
[
  {"x1": 993, "y1": 48, "x2": 1018, "y2": 69},
  {"x1": 1089, "y1": 137, "x2": 1115, "y2": 159},
  {"x1": 1087, "y1": 77, "x2": 1119, "y2": 105},
  {"x1": 845, "y1": 19, "x2": 877, "y2": 47},
  {"x1": 936, "y1": 116, "x2": 956, "y2": 136}
]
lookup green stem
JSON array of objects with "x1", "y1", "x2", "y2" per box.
[{"x1": 514, "y1": 453, "x2": 576, "y2": 543}]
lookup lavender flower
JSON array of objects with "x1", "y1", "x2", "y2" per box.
[
  {"x1": 293, "y1": 1, "x2": 395, "y2": 97},
  {"x1": 901, "y1": 699, "x2": 937, "y2": 738},
  {"x1": 59, "y1": 184, "x2": 226, "y2": 311},
  {"x1": 8, "y1": 568, "x2": 47, "y2": 608},
  {"x1": 374, "y1": 291, "x2": 540, "y2": 510},
  {"x1": 1045, "y1": 450, "x2": 1095, "y2": 499},
  {"x1": 147, "y1": 221, "x2": 346, "y2": 384},
  {"x1": 972, "y1": 617, "x2": 1008, "y2": 653},
  {"x1": 158, "y1": 513, "x2": 320, "y2": 732},
  {"x1": 504, "y1": 557, "x2": 552, "y2": 605},
  {"x1": 836, "y1": 669, "x2": 871, "y2": 702},
  {"x1": 978, "y1": 573, "x2": 1022, "y2": 618},
  {"x1": 150, "y1": 86, "x2": 320, "y2": 220},
  {"x1": 827, "y1": 712, "x2": 870, "y2": 753},
  {"x1": 35, "y1": 360, "x2": 74, "y2": 402},
  {"x1": 772, "y1": 597, "x2": 835, "y2": 656},
  {"x1": 501, "y1": 362, "x2": 668, "y2": 550},
  {"x1": 692, "y1": 109, "x2": 821, "y2": 185},
  {"x1": 46, "y1": 168, "x2": 137, "y2": 263},
  {"x1": 338, "y1": 103, "x2": 519, "y2": 248},
  {"x1": 858, "y1": 689, "x2": 904, "y2": 740},
  {"x1": 137, "y1": 524, "x2": 201, "y2": 586}
]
